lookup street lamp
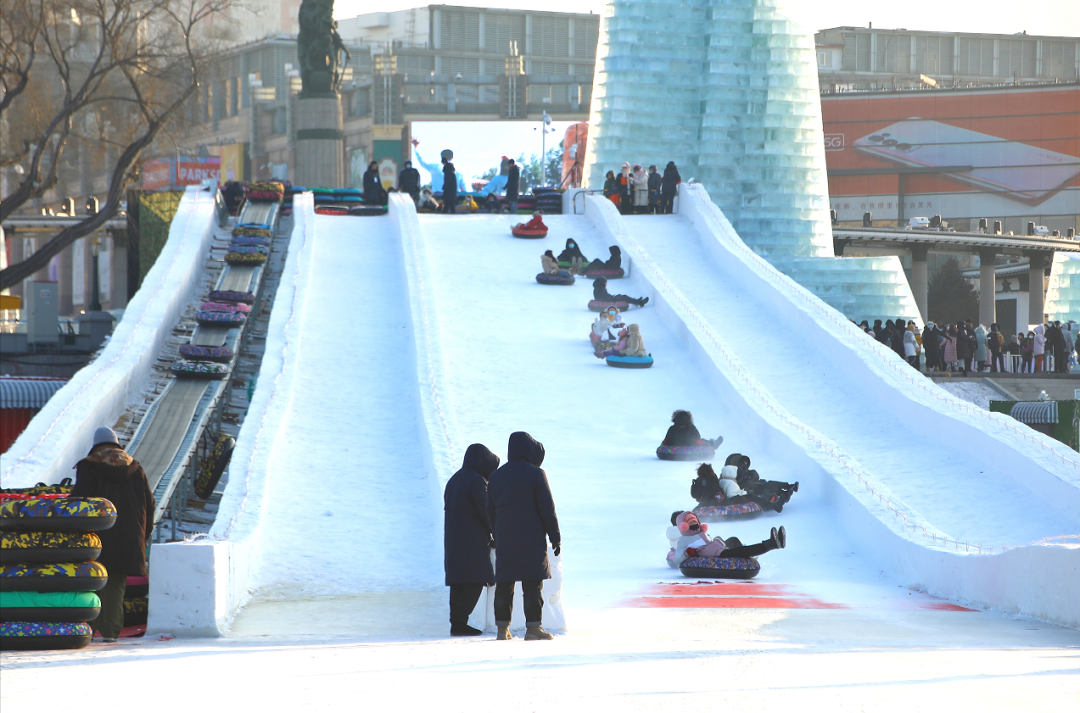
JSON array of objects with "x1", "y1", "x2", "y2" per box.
[
  {"x1": 540, "y1": 110, "x2": 553, "y2": 187},
  {"x1": 89, "y1": 236, "x2": 101, "y2": 312}
]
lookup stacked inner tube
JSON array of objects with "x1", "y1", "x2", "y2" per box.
[
  {"x1": 171, "y1": 362, "x2": 230, "y2": 380},
  {"x1": 123, "y1": 576, "x2": 148, "y2": 633},
  {"x1": 225, "y1": 245, "x2": 269, "y2": 265},
  {"x1": 246, "y1": 181, "x2": 284, "y2": 203},
  {"x1": 0, "y1": 495, "x2": 116, "y2": 650},
  {"x1": 533, "y1": 188, "x2": 562, "y2": 215},
  {"x1": 692, "y1": 502, "x2": 763, "y2": 521},
  {"x1": 200, "y1": 301, "x2": 251, "y2": 313}
]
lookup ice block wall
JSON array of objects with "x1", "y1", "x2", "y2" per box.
[{"x1": 1045, "y1": 252, "x2": 1080, "y2": 323}]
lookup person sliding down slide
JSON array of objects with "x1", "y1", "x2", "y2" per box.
[
  {"x1": 521, "y1": 211, "x2": 547, "y2": 231},
  {"x1": 663, "y1": 410, "x2": 722, "y2": 450},
  {"x1": 669, "y1": 511, "x2": 786, "y2": 567},
  {"x1": 595, "y1": 324, "x2": 647, "y2": 358},
  {"x1": 542, "y1": 250, "x2": 570, "y2": 277},
  {"x1": 558, "y1": 239, "x2": 589, "y2": 275},
  {"x1": 593, "y1": 277, "x2": 648, "y2": 307},
  {"x1": 723, "y1": 453, "x2": 798, "y2": 513}
]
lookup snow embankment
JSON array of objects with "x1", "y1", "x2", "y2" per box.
[
  {"x1": 577, "y1": 187, "x2": 1080, "y2": 628},
  {"x1": 2, "y1": 187, "x2": 219, "y2": 488}
]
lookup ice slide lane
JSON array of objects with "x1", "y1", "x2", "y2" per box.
[
  {"x1": 244, "y1": 212, "x2": 443, "y2": 599},
  {"x1": 617, "y1": 209, "x2": 1080, "y2": 546}
]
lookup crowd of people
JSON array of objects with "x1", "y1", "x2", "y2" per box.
[
  {"x1": 855, "y1": 317, "x2": 1078, "y2": 374},
  {"x1": 602, "y1": 162, "x2": 682, "y2": 215}
]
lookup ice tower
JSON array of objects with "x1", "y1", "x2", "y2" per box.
[{"x1": 585, "y1": 0, "x2": 919, "y2": 322}]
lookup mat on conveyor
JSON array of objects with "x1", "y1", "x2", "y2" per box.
[
  {"x1": 192, "y1": 326, "x2": 230, "y2": 347},
  {"x1": 219, "y1": 266, "x2": 255, "y2": 293},
  {"x1": 132, "y1": 380, "x2": 211, "y2": 490}
]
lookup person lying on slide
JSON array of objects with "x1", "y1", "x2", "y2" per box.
[
  {"x1": 669, "y1": 511, "x2": 786, "y2": 567},
  {"x1": 723, "y1": 453, "x2": 799, "y2": 513},
  {"x1": 592, "y1": 277, "x2": 647, "y2": 307},
  {"x1": 663, "y1": 410, "x2": 722, "y2": 450}
]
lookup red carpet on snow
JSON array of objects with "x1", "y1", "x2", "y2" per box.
[{"x1": 624, "y1": 582, "x2": 975, "y2": 611}]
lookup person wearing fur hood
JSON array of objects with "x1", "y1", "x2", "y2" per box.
[
  {"x1": 667, "y1": 511, "x2": 786, "y2": 567},
  {"x1": 591, "y1": 312, "x2": 617, "y2": 346},
  {"x1": 662, "y1": 410, "x2": 722, "y2": 449},
  {"x1": 541, "y1": 250, "x2": 569, "y2": 277},
  {"x1": 1033, "y1": 324, "x2": 1046, "y2": 373},
  {"x1": 595, "y1": 323, "x2": 647, "y2": 358}
]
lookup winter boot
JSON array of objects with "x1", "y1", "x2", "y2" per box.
[
  {"x1": 771, "y1": 526, "x2": 787, "y2": 550},
  {"x1": 524, "y1": 626, "x2": 554, "y2": 641},
  {"x1": 450, "y1": 624, "x2": 482, "y2": 637},
  {"x1": 497, "y1": 626, "x2": 514, "y2": 640}
]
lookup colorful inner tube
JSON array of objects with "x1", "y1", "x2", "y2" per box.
[
  {"x1": 0, "y1": 562, "x2": 109, "y2": 592},
  {"x1": 208, "y1": 290, "x2": 255, "y2": 304},
  {"x1": 315, "y1": 205, "x2": 349, "y2": 215},
  {"x1": 230, "y1": 234, "x2": 272, "y2": 247},
  {"x1": 511, "y1": 226, "x2": 548, "y2": 238},
  {"x1": 606, "y1": 355, "x2": 654, "y2": 369},
  {"x1": 583, "y1": 267, "x2": 625, "y2": 279},
  {"x1": 170, "y1": 362, "x2": 230, "y2": 380},
  {"x1": 231, "y1": 226, "x2": 273, "y2": 238},
  {"x1": 194, "y1": 435, "x2": 235, "y2": 499},
  {"x1": 225, "y1": 251, "x2": 268, "y2": 265},
  {"x1": 692, "y1": 502, "x2": 764, "y2": 521},
  {"x1": 0, "y1": 498, "x2": 116, "y2": 532},
  {"x1": 200, "y1": 301, "x2": 251, "y2": 313},
  {"x1": 535, "y1": 273, "x2": 575, "y2": 286},
  {"x1": 125, "y1": 576, "x2": 149, "y2": 599},
  {"x1": 1, "y1": 531, "x2": 102, "y2": 564},
  {"x1": 178, "y1": 344, "x2": 235, "y2": 362},
  {"x1": 656, "y1": 445, "x2": 716, "y2": 462},
  {"x1": 678, "y1": 555, "x2": 761, "y2": 579},
  {"x1": 0, "y1": 480, "x2": 73, "y2": 499},
  {"x1": 0, "y1": 621, "x2": 93, "y2": 650},
  {"x1": 194, "y1": 310, "x2": 246, "y2": 325},
  {"x1": 123, "y1": 597, "x2": 148, "y2": 627},
  {"x1": 0, "y1": 591, "x2": 101, "y2": 623},
  {"x1": 588, "y1": 300, "x2": 630, "y2": 312}
]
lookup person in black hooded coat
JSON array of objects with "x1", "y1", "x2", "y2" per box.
[
  {"x1": 662, "y1": 410, "x2": 721, "y2": 449},
  {"x1": 723, "y1": 453, "x2": 798, "y2": 513},
  {"x1": 487, "y1": 432, "x2": 561, "y2": 641},
  {"x1": 363, "y1": 161, "x2": 383, "y2": 206},
  {"x1": 593, "y1": 277, "x2": 648, "y2": 307},
  {"x1": 557, "y1": 238, "x2": 588, "y2": 264},
  {"x1": 586, "y1": 246, "x2": 622, "y2": 273},
  {"x1": 444, "y1": 443, "x2": 501, "y2": 636},
  {"x1": 659, "y1": 162, "x2": 680, "y2": 214}
]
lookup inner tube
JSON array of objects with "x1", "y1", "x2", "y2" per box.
[
  {"x1": 199, "y1": 301, "x2": 251, "y2": 313},
  {"x1": 194, "y1": 310, "x2": 246, "y2": 325},
  {"x1": 125, "y1": 575, "x2": 148, "y2": 598},
  {"x1": 194, "y1": 435, "x2": 235, "y2": 499},
  {"x1": 229, "y1": 234, "x2": 272, "y2": 247},
  {"x1": 1, "y1": 531, "x2": 102, "y2": 564},
  {"x1": 692, "y1": 502, "x2": 763, "y2": 521},
  {"x1": 0, "y1": 621, "x2": 93, "y2": 650},
  {"x1": 178, "y1": 344, "x2": 235, "y2": 362},
  {"x1": 678, "y1": 555, "x2": 761, "y2": 579},
  {"x1": 535, "y1": 273, "x2": 575, "y2": 286},
  {"x1": 511, "y1": 226, "x2": 548, "y2": 238},
  {"x1": 656, "y1": 444, "x2": 716, "y2": 461},
  {"x1": 123, "y1": 597, "x2": 148, "y2": 627},
  {"x1": 0, "y1": 479, "x2": 73, "y2": 499},
  {"x1": 0, "y1": 561, "x2": 109, "y2": 592},
  {"x1": 170, "y1": 362, "x2": 230, "y2": 380},
  {"x1": 225, "y1": 251, "x2": 268, "y2": 265},
  {"x1": 583, "y1": 267, "x2": 625, "y2": 279},
  {"x1": 0, "y1": 497, "x2": 116, "y2": 532},
  {"x1": 231, "y1": 227, "x2": 273, "y2": 239},
  {"x1": 315, "y1": 205, "x2": 349, "y2": 215},
  {"x1": 606, "y1": 355, "x2": 654, "y2": 369},
  {"x1": 0, "y1": 591, "x2": 101, "y2": 622},
  {"x1": 588, "y1": 300, "x2": 630, "y2": 312},
  {"x1": 207, "y1": 290, "x2": 255, "y2": 304}
]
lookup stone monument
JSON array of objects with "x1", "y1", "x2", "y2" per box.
[{"x1": 295, "y1": 0, "x2": 349, "y2": 188}]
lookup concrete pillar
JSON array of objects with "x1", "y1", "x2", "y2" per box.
[
  {"x1": 1026, "y1": 251, "x2": 1050, "y2": 328},
  {"x1": 910, "y1": 244, "x2": 929, "y2": 323},
  {"x1": 295, "y1": 96, "x2": 344, "y2": 188},
  {"x1": 978, "y1": 248, "x2": 997, "y2": 327}
]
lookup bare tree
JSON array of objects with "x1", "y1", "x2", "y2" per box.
[{"x1": 0, "y1": 0, "x2": 232, "y2": 290}]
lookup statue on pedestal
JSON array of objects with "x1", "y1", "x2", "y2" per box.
[{"x1": 297, "y1": 0, "x2": 351, "y2": 98}]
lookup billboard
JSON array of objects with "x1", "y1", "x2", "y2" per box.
[
  {"x1": 820, "y1": 86, "x2": 1080, "y2": 230},
  {"x1": 141, "y1": 156, "x2": 221, "y2": 191}
]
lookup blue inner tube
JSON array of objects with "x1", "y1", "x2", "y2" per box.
[
  {"x1": 656, "y1": 444, "x2": 715, "y2": 461},
  {"x1": 535, "y1": 273, "x2": 575, "y2": 285},
  {"x1": 606, "y1": 355, "x2": 654, "y2": 369},
  {"x1": 679, "y1": 555, "x2": 761, "y2": 579}
]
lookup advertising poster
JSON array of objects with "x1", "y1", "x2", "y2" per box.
[
  {"x1": 141, "y1": 159, "x2": 173, "y2": 191},
  {"x1": 821, "y1": 85, "x2": 1080, "y2": 229}
]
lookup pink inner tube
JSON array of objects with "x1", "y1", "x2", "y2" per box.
[
  {"x1": 588, "y1": 300, "x2": 630, "y2": 312},
  {"x1": 200, "y1": 301, "x2": 251, "y2": 313}
]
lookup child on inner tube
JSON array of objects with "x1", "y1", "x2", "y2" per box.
[
  {"x1": 593, "y1": 277, "x2": 648, "y2": 307},
  {"x1": 542, "y1": 250, "x2": 570, "y2": 277},
  {"x1": 723, "y1": 453, "x2": 799, "y2": 513},
  {"x1": 595, "y1": 324, "x2": 647, "y2": 359},
  {"x1": 668, "y1": 511, "x2": 786, "y2": 567},
  {"x1": 522, "y1": 210, "x2": 547, "y2": 231},
  {"x1": 663, "y1": 410, "x2": 722, "y2": 450},
  {"x1": 691, "y1": 461, "x2": 798, "y2": 513}
]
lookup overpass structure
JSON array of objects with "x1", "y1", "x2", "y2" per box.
[{"x1": 833, "y1": 226, "x2": 1080, "y2": 326}]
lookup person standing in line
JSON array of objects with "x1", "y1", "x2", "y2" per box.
[
  {"x1": 974, "y1": 323, "x2": 988, "y2": 372},
  {"x1": 660, "y1": 161, "x2": 681, "y2": 214},
  {"x1": 890, "y1": 316, "x2": 906, "y2": 360},
  {"x1": 442, "y1": 154, "x2": 458, "y2": 214},
  {"x1": 602, "y1": 170, "x2": 618, "y2": 204},
  {"x1": 942, "y1": 326, "x2": 958, "y2": 371},
  {"x1": 505, "y1": 158, "x2": 520, "y2": 214},
  {"x1": 1020, "y1": 331, "x2": 1035, "y2": 373},
  {"x1": 398, "y1": 160, "x2": 421, "y2": 204},
  {"x1": 444, "y1": 444, "x2": 501, "y2": 637},
  {"x1": 1050, "y1": 321, "x2": 1069, "y2": 373},
  {"x1": 363, "y1": 161, "x2": 383, "y2": 206},
  {"x1": 956, "y1": 321, "x2": 975, "y2": 375},
  {"x1": 903, "y1": 321, "x2": 919, "y2": 369},
  {"x1": 487, "y1": 432, "x2": 561, "y2": 641},
  {"x1": 617, "y1": 163, "x2": 633, "y2": 215},
  {"x1": 70, "y1": 427, "x2": 154, "y2": 643},
  {"x1": 647, "y1": 165, "x2": 662, "y2": 213},
  {"x1": 921, "y1": 322, "x2": 938, "y2": 372},
  {"x1": 988, "y1": 323, "x2": 1005, "y2": 373},
  {"x1": 1032, "y1": 324, "x2": 1046, "y2": 373},
  {"x1": 631, "y1": 164, "x2": 649, "y2": 214}
]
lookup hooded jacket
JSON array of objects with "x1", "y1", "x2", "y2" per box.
[
  {"x1": 487, "y1": 432, "x2": 561, "y2": 582},
  {"x1": 623, "y1": 324, "x2": 647, "y2": 357},
  {"x1": 70, "y1": 443, "x2": 155, "y2": 578},
  {"x1": 541, "y1": 253, "x2": 560, "y2": 275},
  {"x1": 595, "y1": 246, "x2": 622, "y2": 270},
  {"x1": 632, "y1": 168, "x2": 650, "y2": 207},
  {"x1": 442, "y1": 161, "x2": 458, "y2": 200},
  {"x1": 974, "y1": 326, "x2": 988, "y2": 361},
  {"x1": 444, "y1": 444, "x2": 501, "y2": 586},
  {"x1": 399, "y1": 165, "x2": 421, "y2": 194},
  {"x1": 661, "y1": 162, "x2": 681, "y2": 193},
  {"x1": 668, "y1": 513, "x2": 724, "y2": 566},
  {"x1": 663, "y1": 410, "x2": 703, "y2": 447},
  {"x1": 557, "y1": 239, "x2": 587, "y2": 263},
  {"x1": 1033, "y1": 325, "x2": 1046, "y2": 356}
]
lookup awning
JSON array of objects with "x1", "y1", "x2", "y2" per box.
[
  {"x1": 1009, "y1": 401, "x2": 1059, "y2": 425},
  {"x1": 0, "y1": 377, "x2": 68, "y2": 409}
]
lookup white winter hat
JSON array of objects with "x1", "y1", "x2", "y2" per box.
[
  {"x1": 720, "y1": 465, "x2": 739, "y2": 481},
  {"x1": 93, "y1": 426, "x2": 119, "y2": 446}
]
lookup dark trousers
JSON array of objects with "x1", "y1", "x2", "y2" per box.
[
  {"x1": 442, "y1": 196, "x2": 457, "y2": 214},
  {"x1": 659, "y1": 192, "x2": 676, "y2": 214},
  {"x1": 494, "y1": 580, "x2": 544, "y2": 627},
  {"x1": 448, "y1": 583, "x2": 485, "y2": 626},
  {"x1": 721, "y1": 538, "x2": 778, "y2": 559},
  {"x1": 96, "y1": 574, "x2": 126, "y2": 639},
  {"x1": 990, "y1": 352, "x2": 1005, "y2": 372}
]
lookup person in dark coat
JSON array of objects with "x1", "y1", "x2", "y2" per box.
[
  {"x1": 444, "y1": 443, "x2": 501, "y2": 636},
  {"x1": 487, "y1": 432, "x2": 561, "y2": 641},
  {"x1": 557, "y1": 238, "x2": 588, "y2": 265},
  {"x1": 724, "y1": 453, "x2": 798, "y2": 513},
  {"x1": 659, "y1": 162, "x2": 681, "y2": 214},
  {"x1": 505, "y1": 159, "x2": 520, "y2": 213},
  {"x1": 647, "y1": 165, "x2": 662, "y2": 213},
  {"x1": 398, "y1": 160, "x2": 421, "y2": 204},
  {"x1": 1049, "y1": 321, "x2": 1068, "y2": 373},
  {"x1": 603, "y1": 170, "x2": 618, "y2": 201},
  {"x1": 363, "y1": 161, "x2": 383, "y2": 206},
  {"x1": 956, "y1": 322, "x2": 975, "y2": 375},
  {"x1": 890, "y1": 316, "x2": 906, "y2": 359},
  {"x1": 222, "y1": 181, "x2": 245, "y2": 215},
  {"x1": 441, "y1": 156, "x2": 458, "y2": 214},
  {"x1": 586, "y1": 246, "x2": 622, "y2": 272},
  {"x1": 593, "y1": 276, "x2": 648, "y2": 307},
  {"x1": 662, "y1": 410, "x2": 721, "y2": 449},
  {"x1": 70, "y1": 427, "x2": 154, "y2": 642},
  {"x1": 921, "y1": 323, "x2": 938, "y2": 372}
]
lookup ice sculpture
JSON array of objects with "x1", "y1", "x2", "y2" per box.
[
  {"x1": 1045, "y1": 253, "x2": 1080, "y2": 323},
  {"x1": 585, "y1": 0, "x2": 920, "y2": 322}
]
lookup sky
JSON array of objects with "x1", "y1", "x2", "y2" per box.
[
  {"x1": 335, "y1": 0, "x2": 1080, "y2": 39},
  {"x1": 411, "y1": 120, "x2": 577, "y2": 183}
]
